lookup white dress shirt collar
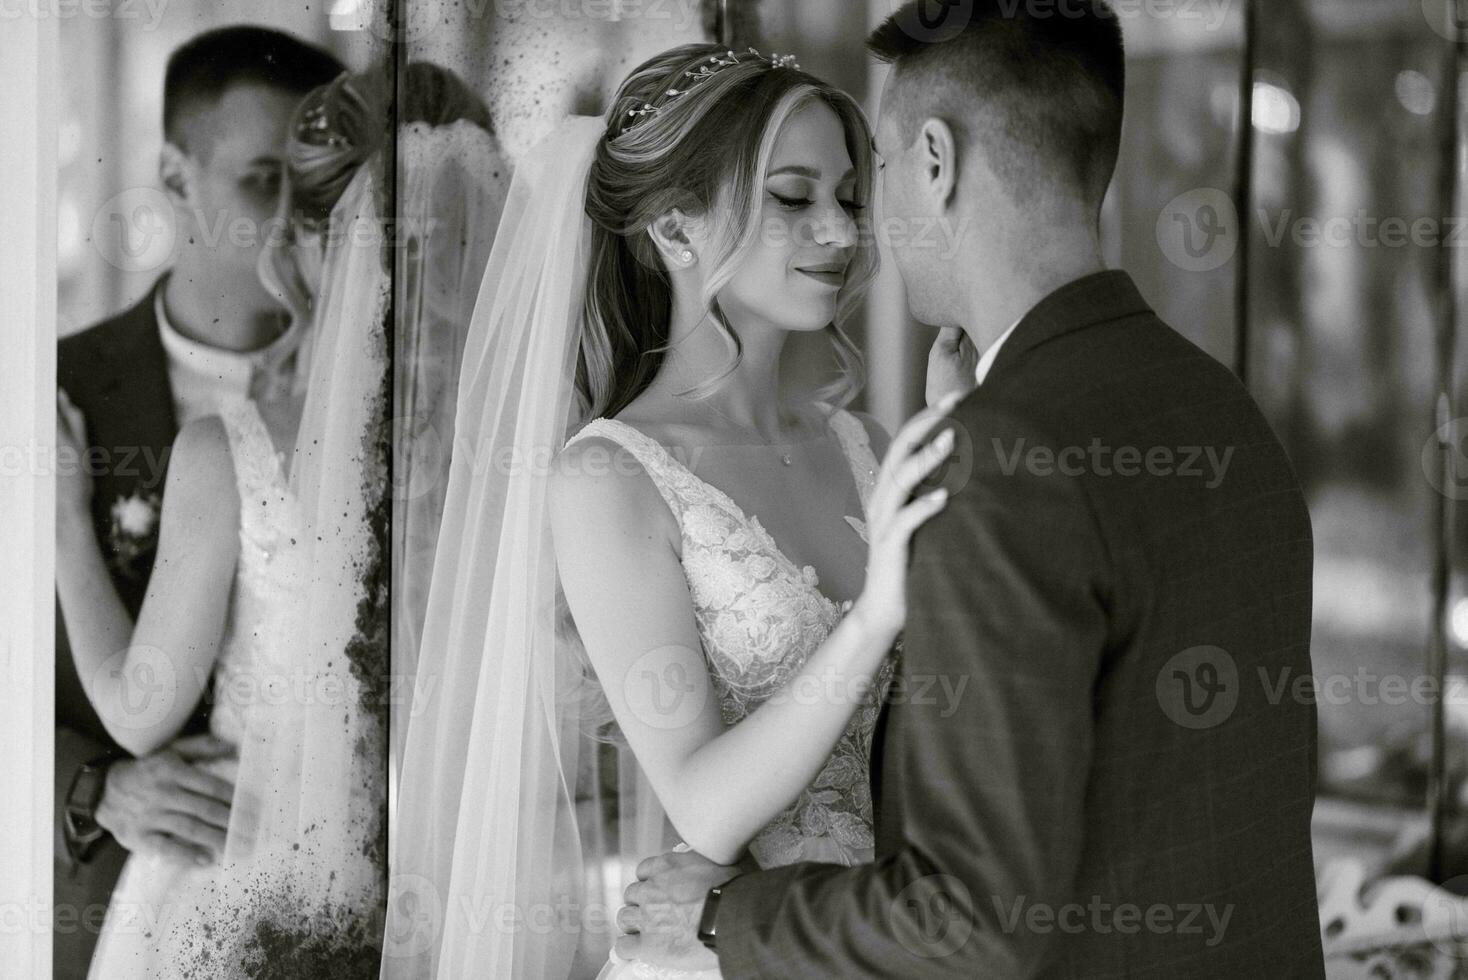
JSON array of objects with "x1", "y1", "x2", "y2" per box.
[
  {"x1": 974, "y1": 317, "x2": 1023, "y2": 387},
  {"x1": 155, "y1": 284, "x2": 302, "y2": 422}
]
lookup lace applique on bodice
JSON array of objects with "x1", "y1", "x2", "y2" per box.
[
  {"x1": 565, "y1": 409, "x2": 893, "y2": 869},
  {"x1": 214, "y1": 398, "x2": 309, "y2": 745}
]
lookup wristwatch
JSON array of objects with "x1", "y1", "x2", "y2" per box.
[
  {"x1": 698, "y1": 880, "x2": 738, "y2": 951},
  {"x1": 63, "y1": 754, "x2": 116, "y2": 864}
]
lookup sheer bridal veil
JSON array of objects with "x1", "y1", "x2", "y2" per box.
[{"x1": 386, "y1": 115, "x2": 665, "y2": 980}]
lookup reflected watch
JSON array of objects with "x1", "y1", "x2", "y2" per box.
[{"x1": 63, "y1": 754, "x2": 116, "y2": 863}]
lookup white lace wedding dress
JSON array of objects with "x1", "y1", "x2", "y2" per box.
[
  {"x1": 567, "y1": 407, "x2": 895, "y2": 980},
  {"x1": 88, "y1": 399, "x2": 380, "y2": 978}
]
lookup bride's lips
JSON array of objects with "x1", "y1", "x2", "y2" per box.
[{"x1": 795, "y1": 262, "x2": 848, "y2": 287}]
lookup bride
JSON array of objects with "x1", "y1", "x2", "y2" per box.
[
  {"x1": 387, "y1": 43, "x2": 961, "y2": 980},
  {"x1": 56, "y1": 64, "x2": 498, "y2": 978}
]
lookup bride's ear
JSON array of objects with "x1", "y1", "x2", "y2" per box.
[
  {"x1": 647, "y1": 209, "x2": 697, "y2": 268},
  {"x1": 159, "y1": 142, "x2": 195, "y2": 208}
]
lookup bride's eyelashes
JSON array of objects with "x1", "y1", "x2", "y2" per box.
[{"x1": 768, "y1": 190, "x2": 866, "y2": 215}]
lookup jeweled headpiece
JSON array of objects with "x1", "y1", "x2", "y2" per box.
[
  {"x1": 299, "y1": 100, "x2": 351, "y2": 150},
  {"x1": 624, "y1": 47, "x2": 803, "y2": 130}
]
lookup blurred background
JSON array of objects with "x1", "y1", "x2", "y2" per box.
[{"x1": 56, "y1": 0, "x2": 1468, "y2": 972}]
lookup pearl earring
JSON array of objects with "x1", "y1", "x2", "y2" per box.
[{"x1": 680, "y1": 250, "x2": 694, "y2": 264}]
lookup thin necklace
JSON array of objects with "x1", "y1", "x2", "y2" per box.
[{"x1": 693, "y1": 396, "x2": 800, "y2": 467}]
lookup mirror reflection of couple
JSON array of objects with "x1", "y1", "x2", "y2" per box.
[
  {"x1": 54, "y1": 27, "x2": 504, "y2": 980},
  {"x1": 391, "y1": 2, "x2": 1324, "y2": 979}
]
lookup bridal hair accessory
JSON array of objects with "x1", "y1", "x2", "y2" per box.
[
  {"x1": 300, "y1": 102, "x2": 351, "y2": 149},
  {"x1": 625, "y1": 47, "x2": 804, "y2": 127}
]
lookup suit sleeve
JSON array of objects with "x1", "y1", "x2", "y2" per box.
[{"x1": 718, "y1": 404, "x2": 1113, "y2": 978}]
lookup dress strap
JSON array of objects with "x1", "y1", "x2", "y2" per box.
[
  {"x1": 564, "y1": 418, "x2": 698, "y2": 533},
  {"x1": 826, "y1": 409, "x2": 880, "y2": 516},
  {"x1": 217, "y1": 398, "x2": 290, "y2": 535}
]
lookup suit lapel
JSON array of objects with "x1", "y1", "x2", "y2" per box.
[{"x1": 93, "y1": 282, "x2": 178, "y2": 497}]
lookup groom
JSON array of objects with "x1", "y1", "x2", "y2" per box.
[{"x1": 621, "y1": 2, "x2": 1324, "y2": 976}]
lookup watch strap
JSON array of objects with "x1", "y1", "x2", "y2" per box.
[
  {"x1": 63, "y1": 753, "x2": 117, "y2": 863},
  {"x1": 698, "y1": 878, "x2": 738, "y2": 951}
]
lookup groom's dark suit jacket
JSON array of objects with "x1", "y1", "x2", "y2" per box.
[
  {"x1": 54, "y1": 280, "x2": 183, "y2": 979},
  {"x1": 719, "y1": 272, "x2": 1323, "y2": 977}
]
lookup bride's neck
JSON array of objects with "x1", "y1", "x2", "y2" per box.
[{"x1": 648, "y1": 301, "x2": 792, "y2": 437}]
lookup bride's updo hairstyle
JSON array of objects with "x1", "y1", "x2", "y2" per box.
[
  {"x1": 581, "y1": 43, "x2": 879, "y2": 421},
  {"x1": 262, "y1": 63, "x2": 493, "y2": 319}
]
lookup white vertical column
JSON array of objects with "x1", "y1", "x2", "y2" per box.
[
  {"x1": 863, "y1": 2, "x2": 918, "y2": 434},
  {"x1": 0, "y1": 13, "x2": 58, "y2": 980}
]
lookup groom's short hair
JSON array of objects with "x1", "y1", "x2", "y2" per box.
[
  {"x1": 869, "y1": 0, "x2": 1125, "y2": 210},
  {"x1": 164, "y1": 26, "x2": 344, "y2": 155}
]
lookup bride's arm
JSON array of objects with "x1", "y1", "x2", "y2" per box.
[
  {"x1": 549, "y1": 405, "x2": 956, "y2": 866},
  {"x1": 56, "y1": 417, "x2": 241, "y2": 758}
]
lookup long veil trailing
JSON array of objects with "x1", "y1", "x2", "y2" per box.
[
  {"x1": 390, "y1": 119, "x2": 509, "y2": 769},
  {"x1": 385, "y1": 115, "x2": 669, "y2": 980},
  {"x1": 184, "y1": 142, "x2": 392, "y2": 970}
]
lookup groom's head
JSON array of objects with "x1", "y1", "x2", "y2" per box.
[
  {"x1": 868, "y1": 1, "x2": 1124, "y2": 323},
  {"x1": 159, "y1": 27, "x2": 343, "y2": 316}
]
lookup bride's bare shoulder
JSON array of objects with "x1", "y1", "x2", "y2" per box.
[{"x1": 549, "y1": 427, "x2": 677, "y2": 544}]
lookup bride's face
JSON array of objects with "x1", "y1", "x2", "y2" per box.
[
  {"x1": 713, "y1": 101, "x2": 863, "y2": 335},
  {"x1": 258, "y1": 192, "x2": 325, "y2": 327}
]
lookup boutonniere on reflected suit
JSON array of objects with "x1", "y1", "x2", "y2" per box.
[{"x1": 107, "y1": 491, "x2": 162, "y2": 579}]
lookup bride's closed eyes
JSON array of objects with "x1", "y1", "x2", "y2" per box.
[{"x1": 769, "y1": 189, "x2": 867, "y2": 214}]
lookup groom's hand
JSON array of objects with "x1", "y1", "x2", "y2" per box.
[
  {"x1": 614, "y1": 849, "x2": 739, "y2": 971},
  {"x1": 926, "y1": 326, "x2": 979, "y2": 407},
  {"x1": 95, "y1": 734, "x2": 236, "y2": 867}
]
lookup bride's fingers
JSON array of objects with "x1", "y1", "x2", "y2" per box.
[
  {"x1": 890, "y1": 488, "x2": 950, "y2": 542},
  {"x1": 892, "y1": 427, "x2": 956, "y2": 497},
  {"x1": 871, "y1": 396, "x2": 963, "y2": 513},
  {"x1": 871, "y1": 423, "x2": 957, "y2": 525}
]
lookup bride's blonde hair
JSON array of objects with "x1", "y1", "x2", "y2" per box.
[{"x1": 579, "y1": 43, "x2": 879, "y2": 423}]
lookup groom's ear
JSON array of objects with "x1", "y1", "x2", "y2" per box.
[
  {"x1": 918, "y1": 119, "x2": 959, "y2": 212},
  {"x1": 158, "y1": 142, "x2": 195, "y2": 208}
]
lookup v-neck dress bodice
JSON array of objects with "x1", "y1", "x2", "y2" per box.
[{"x1": 565, "y1": 408, "x2": 893, "y2": 868}]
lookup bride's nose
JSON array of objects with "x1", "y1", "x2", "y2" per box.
[{"x1": 807, "y1": 199, "x2": 859, "y2": 249}]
